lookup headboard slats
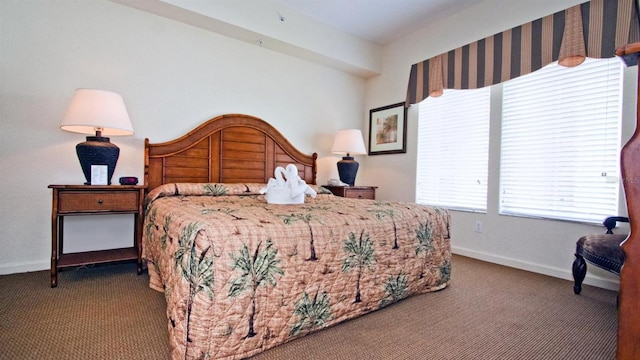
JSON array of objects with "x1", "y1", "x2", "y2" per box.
[{"x1": 145, "y1": 114, "x2": 317, "y2": 191}]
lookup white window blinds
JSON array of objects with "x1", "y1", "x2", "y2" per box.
[
  {"x1": 500, "y1": 58, "x2": 623, "y2": 223},
  {"x1": 416, "y1": 88, "x2": 491, "y2": 211}
]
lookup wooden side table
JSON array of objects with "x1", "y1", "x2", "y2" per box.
[
  {"x1": 324, "y1": 185, "x2": 377, "y2": 200},
  {"x1": 48, "y1": 184, "x2": 146, "y2": 287}
]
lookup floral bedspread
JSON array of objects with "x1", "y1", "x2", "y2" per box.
[{"x1": 143, "y1": 183, "x2": 451, "y2": 360}]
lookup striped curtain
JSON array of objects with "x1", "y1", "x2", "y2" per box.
[{"x1": 406, "y1": 0, "x2": 640, "y2": 105}]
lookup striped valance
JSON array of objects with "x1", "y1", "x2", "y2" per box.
[{"x1": 406, "y1": 0, "x2": 640, "y2": 105}]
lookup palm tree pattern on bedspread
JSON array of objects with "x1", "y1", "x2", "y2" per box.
[{"x1": 142, "y1": 182, "x2": 451, "y2": 360}]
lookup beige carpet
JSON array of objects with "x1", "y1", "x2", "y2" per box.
[{"x1": 0, "y1": 255, "x2": 617, "y2": 359}]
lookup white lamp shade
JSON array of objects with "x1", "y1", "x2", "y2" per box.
[
  {"x1": 61, "y1": 89, "x2": 134, "y2": 136},
  {"x1": 331, "y1": 129, "x2": 367, "y2": 155}
]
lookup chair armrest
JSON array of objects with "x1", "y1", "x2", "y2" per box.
[{"x1": 603, "y1": 216, "x2": 629, "y2": 234}]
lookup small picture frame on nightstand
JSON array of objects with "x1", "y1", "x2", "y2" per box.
[{"x1": 90, "y1": 165, "x2": 108, "y2": 185}]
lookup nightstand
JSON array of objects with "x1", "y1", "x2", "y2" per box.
[
  {"x1": 48, "y1": 184, "x2": 146, "y2": 287},
  {"x1": 324, "y1": 185, "x2": 377, "y2": 200}
]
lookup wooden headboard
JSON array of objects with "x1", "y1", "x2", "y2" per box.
[{"x1": 144, "y1": 114, "x2": 317, "y2": 191}]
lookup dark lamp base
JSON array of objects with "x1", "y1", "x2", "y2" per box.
[
  {"x1": 76, "y1": 136, "x2": 120, "y2": 185},
  {"x1": 336, "y1": 156, "x2": 359, "y2": 186}
]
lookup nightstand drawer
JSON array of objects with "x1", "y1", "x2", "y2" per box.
[
  {"x1": 345, "y1": 188, "x2": 375, "y2": 200},
  {"x1": 58, "y1": 191, "x2": 139, "y2": 213},
  {"x1": 324, "y1": 185, "x2": 377, "y2": 200}
]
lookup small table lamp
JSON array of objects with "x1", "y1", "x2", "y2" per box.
[
  {"x1": 60, "y1": 89, "x2": 134, "y2": 185},
  {"x1": 331, "y1": 129, "x2": 367, "y2": 186}
]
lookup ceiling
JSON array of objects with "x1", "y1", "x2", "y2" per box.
[
  {"x1": 274, "y1": 0, "x2": 483, "y2": 45},
  {"x1": 112, "y1": 0, "x2": 485, "y2": 77}
]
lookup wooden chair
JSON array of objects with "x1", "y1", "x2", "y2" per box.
[{"x1": 572, "y1": 216, "x2": 627, "y2": 295}]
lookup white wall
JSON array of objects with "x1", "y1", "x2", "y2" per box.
[
  {"x1": 364, "y1": 0, "x2": 637, "y2": 290},
  {"x1": 0, "y1": 0, "x2": 364, "y2": 274}
]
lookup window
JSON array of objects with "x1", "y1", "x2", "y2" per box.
[
  {"x1": 416, "y1": 87, "x2": 491, "y2": 211},
  {"x1": 500, "y1": 58, "x2": 623, "y2": 223}
]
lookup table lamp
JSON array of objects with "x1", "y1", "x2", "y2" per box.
[
  {"x1": 60, "y1": 89, "x2": 134, "y2": 185},
  {"x1": 331, "y1": 129, "x2": 367, "y2": 186}
]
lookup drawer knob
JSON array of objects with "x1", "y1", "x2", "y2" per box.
[{"x1": 98, "y1": 199, "x2": 103, "y2": 204}]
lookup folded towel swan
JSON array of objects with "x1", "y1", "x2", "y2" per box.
[{"x1": 260, "y1": 164, "x2": 317, "y2": 204}]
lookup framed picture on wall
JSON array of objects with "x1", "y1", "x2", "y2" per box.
[{"x1": 368, "y1": 102, "x2": 407, "y2": 155}]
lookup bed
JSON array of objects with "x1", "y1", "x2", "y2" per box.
[{"x1": 142, "y1": 113, "x2": 452, "y2": 359}]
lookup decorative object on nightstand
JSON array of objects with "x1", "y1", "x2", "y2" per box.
[
  {"x1": 331, "y1": 129, "x2": 367, "y2": 186},
  {"x1": 324, "y1": 185, "x2": 377, "y2": 200},
  {"x1": 61, "y1": 89, "x2": 134, "y2": 185},
  {"x1": 119, "y1": 176, "x2": 139, "y2": 185},
  {"x1": 48, "y1": 184, "x2": 146, "y2": 287}
]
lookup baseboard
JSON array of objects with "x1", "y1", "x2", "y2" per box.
[
  {"x1": 0, "y1": 260, "x2": 49, "y2": 275},
  {"x1": 3, "y1": 249, "x2": 620, "y2": 293},
  {"x1": 452, "y1": 246, "x2": 620, "y2": 291}
]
